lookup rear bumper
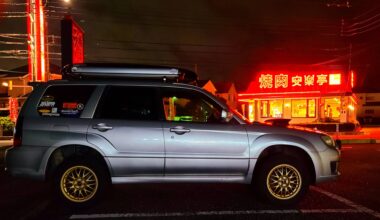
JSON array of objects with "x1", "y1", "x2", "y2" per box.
[{"x1": 5, "y1": 146, "x2": 49, "y2": 180}]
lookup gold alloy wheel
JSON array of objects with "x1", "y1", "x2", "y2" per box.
[
  {"x1": 266, "y1": 164, "x2": 302, "y2": 200},
  {"x1": 60, "y1": 165, "x2": 99, "y2": 203}
]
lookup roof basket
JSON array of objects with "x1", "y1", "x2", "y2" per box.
[{"x1": 61, "y1": 63, "x2": 198, "y2": 84}]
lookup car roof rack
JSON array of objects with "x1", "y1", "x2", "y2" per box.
[{"x1": 61, "y1": 63, "x2": 198, "y2": 84}]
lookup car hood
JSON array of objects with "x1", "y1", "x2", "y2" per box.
[
  {"x1": 244, "y1": 123, "x2": 329, "y2": 152},
  {"x1": 245, "y1": 122, "x2": 327, "y2": 139}
]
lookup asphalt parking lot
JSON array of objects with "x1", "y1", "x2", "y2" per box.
[{"x1": 1, "y1": 143, "x2": 380, "y2": 220}]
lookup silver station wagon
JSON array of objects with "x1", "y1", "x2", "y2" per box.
[{"x1": 5, "y1": 64, "x2": 340, "y2": 207}]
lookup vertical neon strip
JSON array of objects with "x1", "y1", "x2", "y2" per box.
[
  {"x1": 32, "y1": 0, "x2": 38, "y2": 81},
  {"x1": 39, "y1": 0, "x2": 46, "y2": 81},
  {"x1": 34, "y1": 0, "x2": 41, "y2": 81},
  {"x1": 32, "y1": 0, "x2": 39, "y2": 81},
  {"x1": 27, "y1": 0, "x2": 32, "y2": 81}
]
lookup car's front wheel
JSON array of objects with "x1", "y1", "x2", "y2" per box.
[
  {"x1": 54, "y1": 158, "x2": 107, "y2": 207},
  {"x1": 255, "y1": 155, "x2": 310, "y2": 206}
]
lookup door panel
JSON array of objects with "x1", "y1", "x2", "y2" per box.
[
  {"x1": 88, "y1": 86, "x2": 164, "y2": 176},
  {"x1": 160, "y1": 87, "x2": 250, "y2": 176},
  {"x1": 163, "y1": 122, "x2": 249, "y2": 175},
  {"x1": 88, "y1": 119, "x2": 164, "y2": 176}
]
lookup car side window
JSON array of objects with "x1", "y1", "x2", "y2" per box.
[
  {"x1": 37, "y1": 85, "x2": 95, "y2": 118},
  {"x1": 161, "y1": 88, "x2": 222, "y2": 123},
  {"x1": 95, "y1": 86, "x2": 159, "y2": 121}
]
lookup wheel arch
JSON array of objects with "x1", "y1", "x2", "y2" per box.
[
  {"x1": 252, "y1": 145, "x2": 316, "y2": 185},
  {"x1": 45, "y1": 144, "x2": 112, "y2": 182}
]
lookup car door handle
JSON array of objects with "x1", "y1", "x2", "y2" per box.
[
  {"x1": 92, "y1": 123, "x2": 113, "y2": 132},
  {"x1": 170, "y1": 126, "x2": 191, "y2": 135}
]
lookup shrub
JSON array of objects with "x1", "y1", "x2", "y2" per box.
[{"x1": 0, "y1": 116, "x2": 15, "y2": 136}]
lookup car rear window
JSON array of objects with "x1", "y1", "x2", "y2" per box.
[{"x1": 37, "y1": 85, "x2": 96, "y2": 118}]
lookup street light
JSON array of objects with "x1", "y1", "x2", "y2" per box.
[{"x1": 1, "y1": 81, "x2": 33, "y2": 89}]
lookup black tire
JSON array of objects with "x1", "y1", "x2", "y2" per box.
[
  {"x1": 53, "y1": 158, "x2": 109, "y2": 207},
  {"x1": 254, "y1": 155, "x2": 310, "y2": 207}
]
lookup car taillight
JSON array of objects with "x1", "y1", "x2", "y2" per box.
[{"x1": 13, "y1": 116, "x2": 23, "y2": 148}]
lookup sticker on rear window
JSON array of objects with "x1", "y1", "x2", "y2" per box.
[{"x1": 38, "y1": 96, "x2": 58, "y2": 115}]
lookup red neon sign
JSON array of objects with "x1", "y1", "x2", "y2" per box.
[
  {"x1": 9, "y1": 98, "x2": 18, "y2": 122},
  {"x1": 61, "y1": 16, "x2": 84, "y2": 66},
  {"x1": 245, "y1": 71, "x2": 350, "y2": 95},
  {"x1": 27, "y1": 0, "x2": 47, "y2": 82},
  {"x1": 71, "y1": 21, "x2": 84, "y2": 64}
]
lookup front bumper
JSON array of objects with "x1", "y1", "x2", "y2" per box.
[
  {"x1": 315, "y1": 147, "x2": 340, "y2": 183},
  {"x1": 316, "y1": 171, "x2": 341, "y2": 183}
]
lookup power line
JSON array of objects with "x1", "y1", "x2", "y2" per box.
[
  {"x1": 80, "y1": 17, "x2": 339, "y2": 34},
  {"x1": 0, "y1": 3, "x2": 27, "y2": 6},
  {"x1": 344, "y1": 14, "x2": 380, "y2": 33},
  {"x1": 96, "y1": 39, "x2": 236, "y2": 48},
  {"x1": 353, "y1": 5, "x2": 380, "y2": 20},
  {"x1": 342, "y1": 24, "x2": 380, "y2": 37},
  {"x1": 0, "y1": 15, "x2": 27, "y2": 18},
  {"x1": 0, "y1": 41, "x2": 25, "y2": 45},
  {"x1": 0, "y1": 34, "x2": 27, "y2": 37},
  {"x1": 0, "y1": 69, "x2": 27, "y2": 74},
  {"x1": 94, "y1": 46, "x2": 239, "y2": 55},
  {"x1": 0, "y1": 56, "x2": 27, "y2": 60},
  {"x1": 0, "y1": 12, "x2": 27, "y2": 15},
  {"x1": 0, "y1": 50, "x2": 27, "y2": 55}
]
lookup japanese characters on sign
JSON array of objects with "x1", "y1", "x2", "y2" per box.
[{"x1": 256, "y1": 72, "x2": 344, "y2": 94}]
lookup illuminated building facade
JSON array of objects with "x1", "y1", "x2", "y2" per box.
[{"x1": 238, "y1": 67, "x2": 357, "y2": 124}]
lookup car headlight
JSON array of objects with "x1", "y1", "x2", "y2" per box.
[{"x1": 321, "y1": 135, "x2": 335, "y2": 148}]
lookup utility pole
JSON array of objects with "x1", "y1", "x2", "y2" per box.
[{"x1": 326, "y1": 0, "x2": 352, "y2": 72}]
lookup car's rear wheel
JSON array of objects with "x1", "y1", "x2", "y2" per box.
[
  {"x1": 255, "y1": 155, "x2": 310, "y2": 206},
  {"x1": 54, "y1": 158, "x2": 107, "y2": 207}
]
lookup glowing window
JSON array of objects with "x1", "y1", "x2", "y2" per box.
[
  {"x1": 329, "y1": 74, "x2": 341, "y2": 85},
  {"x1": 248, "y1": 103, "x2": 254, "y2": 122},
  {"x1": 324, "y1": 98, "x2": 341, "y2": 118},
  {"x1": 261, "y1": 100, "x2": 284, "y2": 118},
  {"x1": 308, "y1": 99, "x2": 316, "y2": 117},
  {"x1": 292, "y1": 100, "x2": 307, "y2": 118},
  {"x1": 291, "y1": 99, "x2": 316, "y2": 118},
  {"x1": 269, "y1": 100, "x2": 284, "y2": 118},
  {"x1": 261, "y1": 100, "x2": 269, "y2": 117}
]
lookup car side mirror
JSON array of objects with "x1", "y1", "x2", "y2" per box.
[{"x1": 221, "y1": 109, "x2": 233, "y2": 122}]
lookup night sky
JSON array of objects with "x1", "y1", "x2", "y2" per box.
[{"x1": 1, "y1": 0, "x2": 380, "y2": 90}]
